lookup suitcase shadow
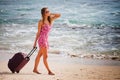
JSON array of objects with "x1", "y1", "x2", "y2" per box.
[
  {"x1": 0, "y1": 72, "x2": 33, "y2": 75},
  {"x1": 0, "y1": 72, "x2": 12, "y2": 75}
]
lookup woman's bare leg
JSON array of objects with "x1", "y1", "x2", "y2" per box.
[
  {"x1": 42, "y1": 47, "x2": 55, "y2": 75},
  {"x1": 33, "y1": 49, "x2": 43, "y2": 74}
]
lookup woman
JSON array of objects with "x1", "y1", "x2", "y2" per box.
[{"x1": 33, "y1": 7, "x2": 61, "y2": 75}]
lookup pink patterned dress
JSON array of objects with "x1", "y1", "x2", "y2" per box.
[{"x1": 38, "y1": 24, "x2": 52, "y2": 49}]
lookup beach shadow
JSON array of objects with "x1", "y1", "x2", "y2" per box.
[
  {"x1": 0, "y1": 72, "x2": 12, "y2": 75},
  {"x1": 0, "y1": 71, "x2": 33, "y2": 75}
]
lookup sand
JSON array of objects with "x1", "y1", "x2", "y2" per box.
[{"x1": 0, "y1": 53, "x2": 120, "y2": 80}]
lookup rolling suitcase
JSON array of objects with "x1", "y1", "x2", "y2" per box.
[{"x1": 8, "y1": 47, "x2": 37, "y2": 73}]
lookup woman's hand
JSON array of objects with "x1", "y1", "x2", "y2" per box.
[{"x1": 33, "y1": 42, "x2": 37, "y2": 48}]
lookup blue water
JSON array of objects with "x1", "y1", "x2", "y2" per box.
[
  {"x1": 0, "y1": 0, "x2": 120, "y2": 57},
  {"x1": 0, "y1": 0, "x2": 120, "y2": 27}
]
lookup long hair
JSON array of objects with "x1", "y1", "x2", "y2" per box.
[{"x1": 41, "y1": 7, "x2": 51, "y2": 24}]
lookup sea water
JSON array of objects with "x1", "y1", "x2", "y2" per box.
[{"x1": 0, "y1": 0, "x2": 120, "y2": 59}]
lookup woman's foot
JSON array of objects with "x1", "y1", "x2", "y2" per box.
[
  {"x1": 48, "y1": 71, "x2": 55, "y2": 75},
  {"x1": 33, "y1": 70, "x2": 41, "y2": 74}
]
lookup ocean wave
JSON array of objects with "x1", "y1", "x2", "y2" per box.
[
  {"x1": 15, "y1": 8, "x2": 35, "y2": 11},
  {"x1": 56, "y1": 22, "x2": 120, "y2": 30},
  {"x1": 0, "y1": 23, "x2": 120, "y2": 61},
  {"x1": 67, "y1": 50, "x2": 120, "y2": 61},
  {"x1": 110, "y1": 11, "x2": 120, "y2": 16}
]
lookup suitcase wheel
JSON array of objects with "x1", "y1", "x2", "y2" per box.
[
  {"x1": 16, "y1": 71, "x2": 19, "y2": 73},
  {"x1": 12, "y1": 71, "x2": 15, "y2": 73}
]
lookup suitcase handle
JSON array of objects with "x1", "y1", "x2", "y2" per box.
[{"x1": 27, "y1": 47, "x2": 37, "y2": 58}]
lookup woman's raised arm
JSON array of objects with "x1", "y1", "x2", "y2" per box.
[{"x1": 50, "y1": 13, "x2": 61, "y2": 21}]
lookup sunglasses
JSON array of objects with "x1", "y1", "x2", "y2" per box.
[{"x1": 45, "y1": 11, "x2": 49, "y2": 13}]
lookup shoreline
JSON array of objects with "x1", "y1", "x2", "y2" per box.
[{"x1": 0, "y1": 52, "x2": 120, "y2": 66}]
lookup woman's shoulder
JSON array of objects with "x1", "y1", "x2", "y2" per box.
[
  {"x1": 38, "y1": 20, "x2": 43, "y2": 25},
  {"x1": 38, "y1": 19, "x2": 42, "y2": 23}
]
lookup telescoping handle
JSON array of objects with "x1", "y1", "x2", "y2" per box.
[{"x1": 27, "y1": 47, "x2": 37, "y2": 58}]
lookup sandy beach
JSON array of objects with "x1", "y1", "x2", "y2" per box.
[
  {"x1": 0, "y1": 0, "x2": 120, "y2": 80},
  {"x1": 0, "y1": 53, "x2": 120, "y2": 80}
]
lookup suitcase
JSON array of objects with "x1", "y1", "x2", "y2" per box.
[{"x1": 8, "y1": 47, "x2": 37, "y2": 73}]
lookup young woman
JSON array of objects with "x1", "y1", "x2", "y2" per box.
[{"x1": 33, "y1": 7, "x2": 61, "y2": 75}]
